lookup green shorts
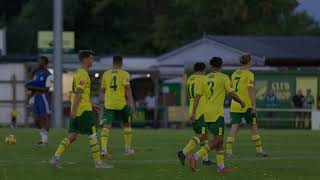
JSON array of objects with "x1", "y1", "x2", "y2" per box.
[
  {"x1": 230, "y1": 108, "x2": 257, "y2": 125},
  {"x1": 102, "y1": 105, "x2": 131, "y2": 125},
  {"x1": 206, "y1": 116, "x2": 224, "y2": 136},
  {"x1": 192, "y1": 115, "x2": 207, "y2": 135},
  {"x1": 68, "y1": 111, "x2": 96, "y2": 135}
]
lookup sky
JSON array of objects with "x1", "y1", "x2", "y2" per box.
[{"x1": 297, "y1": 0, "x2": 320, "y2": 21}]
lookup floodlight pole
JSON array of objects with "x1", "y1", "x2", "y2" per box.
[{"x1": 53, "y1": 0, "x2": 63, "y2": 128}]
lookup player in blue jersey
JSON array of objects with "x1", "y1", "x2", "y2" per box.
[{"x1": 26, "y1": 56, "x2": 53, "y2": 145}]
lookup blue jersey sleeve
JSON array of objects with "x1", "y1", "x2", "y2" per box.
[{"x1": 26, "y1": 70, "x2": 51, "y2": 88}]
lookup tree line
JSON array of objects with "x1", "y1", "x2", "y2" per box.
[{"x1": 1, "y1": 0, "x2": 319, "y2": 55}]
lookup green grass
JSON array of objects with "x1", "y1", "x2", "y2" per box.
[{"x1": 1, "y1": 128, "x2": 320, "y2": 180}]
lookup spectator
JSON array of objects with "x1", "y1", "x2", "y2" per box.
[
  {"x1": 317, "y1": 96, "x2": 320, "y2": 110},
  {"x1": 291, "y1": 89, "x2": 304, "y2": 128},
  {"x1": 264, "y1": 89, "x2": 278, "y2": 128},
  {"x1": 144, "y1": 92, "x2": 156, "y2": 121},
  {"x1": 303, "y1": 89, "x2": 314, "y2": 128}
]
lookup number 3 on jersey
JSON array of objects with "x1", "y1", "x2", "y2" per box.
[
  {"x1": 110, "y1": 76, "x2": 117, "y2": 91},
  {"x1": 207, "y1": 81, "x2": 214, "y2": 98}
]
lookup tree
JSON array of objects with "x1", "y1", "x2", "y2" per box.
[{"x1": 5, "y1": 0, "x2": 320, "y2": 54}]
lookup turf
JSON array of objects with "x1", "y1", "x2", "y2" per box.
[{"x1": 0, "y1": 128, "x2": 320, "y2": 180}]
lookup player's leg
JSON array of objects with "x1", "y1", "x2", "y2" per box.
[
  {"x1": 177, "y1": 115, "x2": 207, "y2": 165},
  {"x1": 88, "y1": 126, "x2": 112, "y2": 168},
  {"x1": 33, "y1": 114, "x2": 47, "y2": 145},
  {"x1": 100, "y1": 108, "x2": 113, "y2": 158},
  {"x1": 191, "y1": 117, "x2": 231, "y2": 173},
  {"x1": 225, "y1": 112, "x2": 241, "y2": 158},
  {"x1": 304, "y1": 112, "x2": 311, "y2": 129},
  {"x1": 294, "y1": 112, "x2": 299, "y2": 128},
  {"x1": 81, "y1": 111, "x2": 113, "y2": 168},
  {"x1": 33, "y1": 96, "x2": 44, "y2": 144},
  {"x1": 51, "y1": 132, "x2": 77, "y2": 168},
  {"x1": 201, "y1": 133, "x2": 215, "y2": 167},
  {"x1": 43, "y1": 94, "x2": 51, "y2": 140},
  {"x1": 122, "y1": 106, "x2": 134, "y2": 155},
  {"x1": 37, "y1": 95, "x2": 50, "y2": 145},
  {"x1": 38, "y1": 116, "x2": 49, "y2": 145},
  {"x1": 11, "y1": 117, "x2": 16, "y2": 128},
  {"x1": 245, "y1": 109, "x2": 268, "y2": 157}
]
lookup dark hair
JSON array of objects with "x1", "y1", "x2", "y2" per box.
[
  {"x1": 113, "y1": 55, "x2": 123, "y2": 65},
  {"x1": 193, "y1": 62, "x2": 206, "y2": 72},
  {"x1": 78, "y1": 50, "x2": 94, "y2": 61},
  {"x1": 210, "y1": 57, "x2": 223, "y2": 68},
  {"x1": 240, "y1": 53, "x2": 251, "y2": 65},
  {"x1": 39, "y1": 56, "x2": 49, "y2": 65}
]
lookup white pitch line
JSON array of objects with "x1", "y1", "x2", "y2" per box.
[
  {"x1": 2, "y1": 168, "x2": 7, "y2": 180},
  {"x1": 1, "y1": 156, "x2": 320, "y2": 166}
]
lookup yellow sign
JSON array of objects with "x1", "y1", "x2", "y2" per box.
[
  {"x1": 255, "y1": 81, "x2": 268, "y2": 100},
  {"x1": 296, "y1": 77, "x2": 318, "y2": 109},
  {"x1": 38, "y1": 31, "x2": 74, "y2": 53}
]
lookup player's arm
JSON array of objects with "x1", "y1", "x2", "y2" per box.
[
  {"x1": 70, "y1": 74, "x2": 87, "y2": 118},
  {"x1": 70, "y1": 88, "x2": 82, "y2": 119},
  {"x1": 190, "y1": 78, "x2": 204, "y2": 122},
  {"x1": 25, "y1": 83, "x2": 49, "y2": 92},
  {"x1": 229, "y1": 92, "x2": 245, "y2": 108},
  {"x1": 190, "y1": 94, "x2": 201, "y2": 122},
  {"x1": 124, "y1": 73, "x2": 135, "y2": 112},
  {"x1": 25, "y1": 90, "x2": 35, "y2": 105},
  {"x1": 248, "y1": 74, "x2": 256, "y2": 112},
  {"x1": 125, "y1": 84, "x2": 135, "y2": 112}
]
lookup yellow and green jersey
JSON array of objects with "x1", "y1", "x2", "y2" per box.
[
  {"x1": 71, "y1": 68, "x2": 92, "y2": 117},
  {"x1": 204, "y1": 72, "x2": 233, "y2": 122},
  {"x1": 187, "y1": 74, "x2": 207, "y2": 120},
  {"x1": 230, "y1": 69, "x2": 254, "y2": 113},
  {"x1": 10, "y1": 110, "x2": 19, "y2": 118},
  {"x1": 101, "y1": 69, "x2": 130, "y2": 110}
]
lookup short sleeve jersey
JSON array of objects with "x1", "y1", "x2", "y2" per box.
[
  {"x1": 71, "y1": 69, "x2": 92, "y2": 117},
  {"x1": 204, "y1": 72, "x2": 233, "y2": 122},
  {"x1": 26, "y1": 69, "x2": 53, "y2": 89},
  {"x1": 230, "y1": 69, "x2": 254, "y2": 113},
  {"x1": 187, "y1": 74, "x2": 208, "y2": 119},
  {"x1": 101, "y1": 69, "x2": 130, "y2": 110}
]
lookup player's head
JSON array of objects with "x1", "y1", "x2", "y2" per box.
[
  {"x1": 297, "y1": 89, "x2": 302, "y2": 95},
  {"x1": 193, "y1": 62, "x2": 206, "y2": 74},
  {"x1": 79, "y1": 50, "x2": 94, "y2": 68},
  {"x1": 240, "y1": 53, "x2": 252, "y2": 67},
  {"x1": 37, "y1": 56, "x2": 49, "y2": 69},
  {"x1": 306, "y1": 89, "x2": 312, "y2": 95},
  {"x1": 209, "y1": 56, "x2": 223, "y2": 71},
  {"x1": 113, "y1": 55, "x2": 123, "y2": 68},
  {"x1": 268, "y1": 89, "x2": 274, "y2": 96}
]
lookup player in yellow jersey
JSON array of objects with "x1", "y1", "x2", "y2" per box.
[
  {"x1": 189, "y1": 57, "x2": 245, "y2": 173},
  {"x1": 226, "y1": 54, "x2": 268, "y2": 159},
  {"x1": 100, "y1": 56, "x2": 136, "y2": 157},
  {"x1": 51, "y1": 50, "x2": 112, "y2": 169},
  {"x1": 177, "y1": 62, "x2": 214, "y2": 167}
]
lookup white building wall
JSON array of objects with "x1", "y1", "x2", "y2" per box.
[{"x1": 0, "y1": 64, "x2": 26, "y2": 125}]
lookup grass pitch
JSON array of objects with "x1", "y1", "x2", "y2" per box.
[{"x1": 1, "y1": 128, "x2": 320, "y2": 180}]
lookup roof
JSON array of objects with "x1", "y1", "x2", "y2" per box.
[
  {"x1": 158, "y1": 35, "x2": 320, "y2": 67},
  {"x1": 97, "y1": 56, "x2": 158, "y2": 72},
  {"x1": 157, "y1": 37, "x2": 264, "y2": 66},
  {"x1": 207, "y1": 35, "x2": 320, "y2": 59}
]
